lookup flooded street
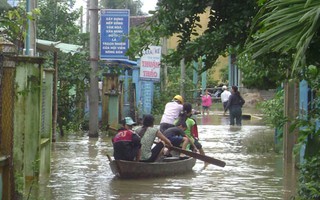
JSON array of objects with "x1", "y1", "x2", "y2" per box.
[{"x1": 34, "y1": 113, "x2": 287, "y2": 200}]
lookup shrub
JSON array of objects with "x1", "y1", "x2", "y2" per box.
[{"x1": 298, "y1": 155, "x2": 320, "y2": 199}]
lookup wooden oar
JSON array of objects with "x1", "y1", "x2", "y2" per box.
[{"x1": 169, "y1": 146, "x2": 226, "y2": 167}]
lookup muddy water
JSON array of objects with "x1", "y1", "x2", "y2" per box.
[{"x1": 34, "y1": 114, "x2": 288, "y2": 200}]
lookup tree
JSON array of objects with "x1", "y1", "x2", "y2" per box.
[
  {"x1": 246, "y1": 1, "x2": 320, "y2": 198},
  {"x1": 37, "y1": 0, "x2": 90, "y2": 135},
  {"x1": 37, "y1": 0, "x2": 81, "y2": 43},
  {"x1": 0, "y1": 0, "x2": 11, "y2": 11},
  {"x1": 0, "y1": 6, "x2": 40, "y2": 53},
  {"x1": 126, "y1": 0, "x2": 286, "y2": 89},
  {"x1": 139, "y1": 1, "x2": 258, "y2": 66},
  {"x1": 246, "y1": 0, "x2": 320, "y2": 78}
]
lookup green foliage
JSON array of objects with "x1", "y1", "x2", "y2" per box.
[
  {"x1": 14, "y1": 171, "x2": 24, "y2": 199},
  {"x1": 127, "y1": 0, "x2": 259, "y2": 73},
  {"x1": 152, "y1": 63, "x2": 195, "y2": 115},
  {"x1": 152, "y1": 83, "x2": 176, "y2": 116},
  {"x1": 246, "y1": 0, "x2": 320, "y2": 78},
  {"x1": 257, "y1": 89, "x2": 286, "y2": 131},
  {"x1": 292, "y1": 71, "x2": 320, "y2": 198},
  {"x1": 206, "y1": 78, "x2": 218, "y2": 89},
  {"x1": 0, "y1": 0, "x2": 11, "y2": 11},
  {"x1": 298, "y1": 155, "x2": 320, "y2": 199},
  {"x1": 219, "y1": 65, "x2": 228, "y2": 84},
  {"x1": 56, "y1": 52, "x2": 90, "y2": 133},
  {"x1": 0, "y1": 6, "x2": 40, "y2": 53},
  {"x1": 36, "y1": 0, "x2": 89, "y2": 133},
  {"x1": 246, "y1": 1, "x2": 320, "y2": 198},
  {"x1": 126, "y1": 0, "x2": 283, "y2": 90},
  {"x1": 126, "y1": 26, "x2": 161, "y2": 60},
  {"x1": 237, "y1": 52, "x2": 290, "y2": 89},
  {"x1": 37, "y1": 0, "x2": 81, "y2": 43}
]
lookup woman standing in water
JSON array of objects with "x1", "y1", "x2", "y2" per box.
[
  {"x1": 224, "y1": 85, "x2": 245, "y2": 126},
  {"x1": 201, "y1": 89, "x2": 212, "y2": 115}
]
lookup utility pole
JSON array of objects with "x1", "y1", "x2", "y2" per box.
[
  {"x1": 161, "y1": 37, "x2": 168, "y2": 92},
  {"x1": 88, "y1": 0, "x2": 99, "y2": 137},
  {"x1": 80, "y1": 6, "x2": 83, "y2": 33},
  {"x1": 86, "y1": 0, "x2": 90, "y2": 33},
  {"x1": 180, "y1": 58, "x2": 186, "y2": 98},
  {"x1": 25, "y1": 0, "x2": 36, "y2": 56}
]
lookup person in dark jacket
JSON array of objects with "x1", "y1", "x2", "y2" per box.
[
  {"x1": 112, "y1": 117, "x2": 141, "y2": 161},
  {"x1": 224, "y1": 86, "x2": 245, "y2": 126}
]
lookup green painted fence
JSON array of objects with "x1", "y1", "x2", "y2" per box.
[
  {"x1": 0, "y1": 39, "x2": 54, "y2": 199},
  {"x1": 13, "y1": 57, "x2": 53, "y2": 197}
]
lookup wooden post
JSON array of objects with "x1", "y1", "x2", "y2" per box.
[
  {"x1": 283, "y1": 79, "x2": 299, "y2": 164},
  {"x1": 52, "y1": 51, "x2": 57, "y2": 142},
  {"x1": 283, "y1": 79, "x2": 299, "y2": 197},
  {"x1": 102, "y1": 74, "x2": 119, "y2": 130}
]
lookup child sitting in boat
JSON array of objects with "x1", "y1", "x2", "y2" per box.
[
  {"x1": 112, "y1": 117, "x2": 141, "y2": 161},
  {"x1": 162, "y1": 121, "x2": 190, "y2": 157},
  {"x1": 135, "y1": 114, "x2": 173, "y2": 162},
  {"x1": 176, "y1": 103, "x2": 206, "y2": 157}
]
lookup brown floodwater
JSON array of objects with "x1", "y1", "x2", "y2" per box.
[{"x1": 31, "y1": 112, "x2": 295, "y2": 200}]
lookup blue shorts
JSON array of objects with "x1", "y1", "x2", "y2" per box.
[{"x1": 168, "y1": 136, "x2": 184, "y2": 147}]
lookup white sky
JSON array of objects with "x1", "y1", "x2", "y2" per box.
[
  {"x1": 141, "y1": 0, "x2": 157, "y2": 13},
  {"x1": 74, "y1": 0, "x2": 157, "y2": 14}
]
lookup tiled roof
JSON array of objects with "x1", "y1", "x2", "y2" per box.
[{"x1": 130, "y1": 16, "x2": 151, "y2": 27}]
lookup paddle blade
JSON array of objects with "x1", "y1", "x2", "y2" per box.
[{"x1": 169, "y1": 146, "x2": 226, "y2": 167}]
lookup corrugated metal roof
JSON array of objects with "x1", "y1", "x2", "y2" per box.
[
  {"x1": 36, "y1": 39, "x2": 82, "y2": 54},
  {"x1": 37, "y1": 39, "x2": 137, "y2": 68},
  {"x1": 105, "y1": 59, "x2": 137, "y2": 66}
]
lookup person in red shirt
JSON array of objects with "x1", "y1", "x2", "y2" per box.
[{"x1": 112, "y1": 117, "x2": 141, "y2": 161}]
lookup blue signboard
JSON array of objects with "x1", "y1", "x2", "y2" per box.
[
  {"x1": 100, "y1": 9, "x2": 130, "y2": 60},
  {"x1": 141, "y1": 81, "x2": 154, "y2": 115}
]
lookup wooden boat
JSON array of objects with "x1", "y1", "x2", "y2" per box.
[{"x1": 108, "y1": 156, "x2": 196, "y2": 179}]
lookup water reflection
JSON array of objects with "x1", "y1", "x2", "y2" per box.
[{"x1": 35, "y1": 115, "x2": 288, "y2": 200}]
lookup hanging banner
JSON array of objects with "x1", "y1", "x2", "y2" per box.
[
  {"x1": 100, "y1": 9, "x2": 130, "y2": 60},
  {"x1": 140, "y1": 46, "x2": 161, "y2": 81}
]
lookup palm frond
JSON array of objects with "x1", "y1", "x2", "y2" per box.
[{"x1": 246, "y1": 0, "x2": 320, "y2": 76}]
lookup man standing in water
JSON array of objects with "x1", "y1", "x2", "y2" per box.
[{"x1": 220, "y1": 85, "x2": 231, "y2": 111}]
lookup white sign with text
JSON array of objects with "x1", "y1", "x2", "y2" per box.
[{"x1": 140, "y1": 46, "x2": 161, "y2": 81}]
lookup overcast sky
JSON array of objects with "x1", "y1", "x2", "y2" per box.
[{"x1": 141, "y1": 0, "x2": 157, "y2": 13}]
